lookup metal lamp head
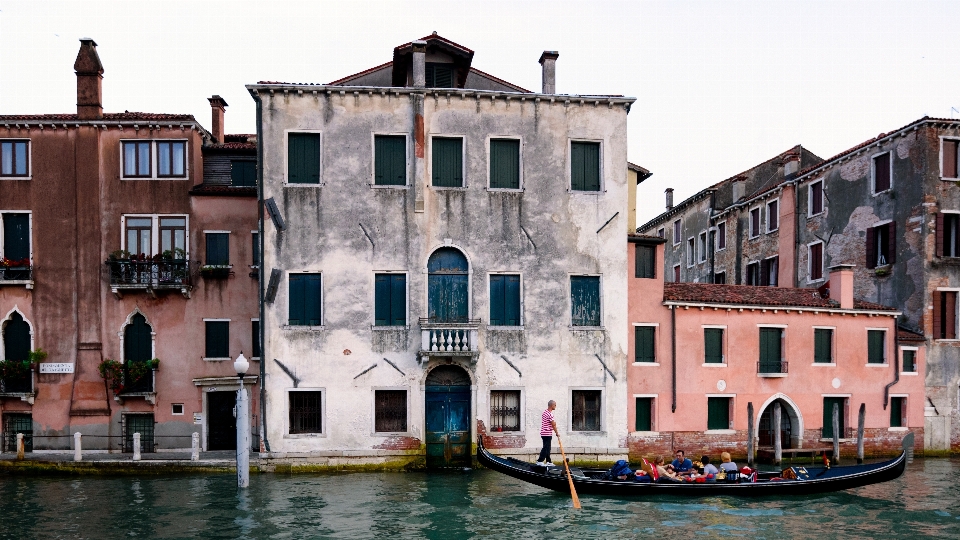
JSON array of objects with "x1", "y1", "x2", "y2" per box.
[{"x1": 234, "y1": 352, "x2": 249, "y2": 379}]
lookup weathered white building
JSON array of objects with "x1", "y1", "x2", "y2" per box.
[{"x1": 249, "y1": 34, "x2": 635, "y2": 468}]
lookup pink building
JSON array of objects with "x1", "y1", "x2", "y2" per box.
[{"x1": 627, "y1": 235, "x2": 925, "y2": 459}]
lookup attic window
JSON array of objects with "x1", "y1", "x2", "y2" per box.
[{"x1": 426, "y1": 63, "x2": 455, "y2": 88}]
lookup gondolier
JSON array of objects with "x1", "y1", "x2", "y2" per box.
[{"x1": 536, "y1": 400, "x2": 558, "y2": 466}]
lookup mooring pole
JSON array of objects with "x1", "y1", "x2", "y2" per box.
[
  {"x1": 74, "y1": 432, "x2": 82, "y2": 462},
  {"x1": 747, "y1": 402, "x2": 755, "y2": 467},
  {"x1": 16, "y1": 433, "x2": 24, "y2": 460},
  {"x1": 133, "y1": 433, "x2": 141, "y2": 461},
  {"x1": 235, "y1": 352, "x2": 251, "y2": 489},
  {"x1": 832, "y1": 403, "x2": 840, "y2": 463},
  {"x1": 191, "y1": 432, "x2": 200, "y2": 461},
  {"x1": 773, "y1": 402, "x2": 782, "y2": 466},
  {"x1": 857, "y1": 403, "x2": 866, "y2": 464}
]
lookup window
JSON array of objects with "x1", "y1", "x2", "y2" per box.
[
  {"x1": 686, "y1": 238, "x2": 695, "y2": 267},
  {"x1": 635, "y1": 397, "x2": 653, "y2": 431},
  {"x1": 231, "y1": 160, "x2": 256, "y2": 187},
  {"x1": 809, "y1": 180, "x2": 824, "y2": 215},
  {"x1": 251, "y1": 232, "x2": 259, "y2": 267},
  {"x1": 698, "y1": 232, "x2": 707, "y2": 263},
  {"x1": 933, "y1": 291, "x2": 958, "y2": 340},
  {"x1": 714, "y1": 271, "x2": 726, "y2": 284},
  {"x1": 489, "y1": 138, "x2": 520, "y2": 189},
  {"x1": 570, "y1": 141, "x2": 601, "y2": 191},
  {"x1": 572, "y1": 390, "x2": 601, "y2": 431},
  {"x1": 427, "y1": 248, "x2": 469, "y2": 323},
  {"x1": 890, "y1": 397, "x2": 906, "y2": 428},
  {"x1": 432, "y1": 137, "x2": 463, "y2": 187},
  {"x1": 122, "y1": 215, "x2": 187, "y2": 258},
  {"x1": 942, "y1": 139, "x2": 960, "y2": 179},
  {"x1": 122, "y1": 140, "x2": 186, "y2": 179},
  {"x1": 289, "y1": 391, "x2": 323, "y2": 434},
  {"x1": 866, "y1": 222, "x2": 895, "y2": 268},
  {"x1": 252, "y1": 319, "x2": 260, "y2": 358},
  {"x1": 766, "y1": 199, "x2": 779, "y2": 232},
  {"x1": 750, "y1": 208, "x2": 761, "y2": 238},
  {"x1": 759, "y1": 328, "x2": 784, "y2": 373},
  {"x1": 122, "y1": 413, "x2": 155, "y2": 453},
  {"x1": 814, "y1": 328, "x2": 833, "y2": 363},
  {"x1": 204, "y1": 320, "x2": 229, "y2": 358},
  {"x1": 809, "y1": 242, "x2": 824, "y2": 281},
  {"x1": 0, "y1": 140, "x2": 29, "y2": 177},
  {"x1": 760, "y1": 256, "x2": 778, "y2": 286},
  {"x1": 122, "y1": 141, "x2": 151, "y2": 177},
  {"x1": 2, "y1": 413, "x2": 32, "y2": 452},
  {"x1": 490, "y1": 390, "x2": 521, "y2": 431},
  {"x1": 571, "y1": 276, "x2": 601, "y2": 327},
  {"x1": 673, "y1": 265, "x2": 680, "y2": 283},
  {"x1": 1, "y1": 212, "x2": 31, "y2": 269},
  {"x1": 672, "y1": 220, "x2": 681, "y2": 245},
  {"x1": 171, "y1": 404, "x2": 184, "y2": 415},
  {"x1": 1, "y1": 312, "x2": 31, "y2": 393},
  {"x1": 205, "y1": 233, "x2": 229, "y2": 266},
  {"x1": 635, "y1": 244, "x2": 655, "y2": 278},
  {"x1": 374, "y1": 135, "x2": 406, "y2": 186},
  {"x1": 707, "y1": 397, "x2": 731, "y2": 430},
  {"x1": 489, "y1": 274, "x2": 520, "y2": 326},
  {"x1": 936, "y1": 213, "x2": 960, "y2": 257},
  {"x1": 635, "y1": 326, "x2": 655, "y2": 363},
  {"x1": 822, "y1": 397, "x2": 847, "y2": 438},
  {"x1": 375, "y1": 390, "x2": 407, "y2": 433},
  {"x1": 902, "y1": 349, "x2": 917, "y2": 372},
  {"x1": 704, "y1": 328, "x2": 724, "y2": 364},
  {"x1": 716, "y1": 222, "x2": 726, "y2": 250},
  {"x1": 288, "y1": 274, "x2": 322, "y2": 326},
  {"x1": 746, "y1": 262, "x2": 760, "y2": 286},
  {"x1": 426, "y1": 62, "x2": 455, "y2": 88},
  {"x1": 156, "y1": 141, "x2": 186, "y2": 177},
  {"x1": 657, "y1": 228, "x2": 665, "y2": 239},
  {"x1": 287, "y1": 132, "x2": 321, "y2": 184},
  {"x1": 873, "y1": 152, "x2": 891, "y2": 193},
  {"x1": 868, "y1": 330, "x2": 886, "y2": 364},
  {"x1": 374, "y1": 274, "x2": 407, "y2": 326}
]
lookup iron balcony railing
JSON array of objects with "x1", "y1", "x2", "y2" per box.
[
  {"x1": 0, "y1": 265, "x2": 32, "y2": 282},
  {"x1": 757, "y1": 361, "x2": 789, "y2": 375},
  {"x1": 419, "y1": 318, "x2": 481, "y2": 354},
  {"x1": 106, "y1": 259, "x2": 192, "y2": 289},
  {"x1": 0, "y1": 371, "x2": 33, "y2": 394}
]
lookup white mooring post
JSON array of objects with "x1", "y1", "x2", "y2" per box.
[
  {"x1": 16, "y1": 433, "x2": 24, "y2": 460},
  {"x1": 74, "y1": 432, "x2": 82, "y2": 462},
  {"x1": 773, "y1": 403, "x2": 782, "y2": 466},
  {"x1": 832, "y1": 404, "x2": 841, "y2": 464},
  {"x1": 133, "y1": 433, "x2": 141, "y2": 461},
  {"x1": 236, "y1": 381, "x2": 250, "y2": 488},
  {"x1": 191, "y1": 432, "x2": 200, "y2": 461}
]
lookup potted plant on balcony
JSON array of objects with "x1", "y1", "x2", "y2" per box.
[
  {"x1": 1, "y1": 256, "x2": 31, "y2": 280},
  {"x1": 0, "y1": 357, "x2": 33, "y2": 393},
  {"x1": 160, "y1": 248, "x2": 188, "y2": 283},
  {"x1": 98, "y1": 359, "x2": 124, "y2": 394},
  {"x1": 200, "y1": 264, "x2": 232, "y2": 279}
]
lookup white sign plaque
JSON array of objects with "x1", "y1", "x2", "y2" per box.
[
  {"x1": 39, "y1": 363, "x2": 74, "y2": 374},
  {"x1": 194, "y1": 413, "x2": 203, "y2": 425}
]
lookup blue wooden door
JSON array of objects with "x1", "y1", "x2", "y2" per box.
[
  {"x1": 427, "y1": 248, "x2": 469, "y2": 323},
  {"x1": 425, "y1": 386, "x2": 471, "y2": 467}
]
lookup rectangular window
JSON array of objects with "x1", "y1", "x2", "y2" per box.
[
  {"x1": 714, "y1": 271, "x2": 726, "y2": 284},
  {"x1": 125, "y1": 217, "x2": 154, "y2": 257},
  {"x1": 809, "y1": 242, "x2": 824, "y2": 281},
  {"x1": 673, "y1": 220, "x2": 681, "y2": 245},
  {"x1": 205, "y1": 320, "x2": 229, "y2": 358},
  {"x1": 432, "y1": 137, "x2": 464, "y2": 187},
  {"x1": 866, "y1": 222, "x2": 895, "y2": 268},
  {"x1": 251, "y1": 320, "x2": 261, "y2": 358},
  {"x1": 374, "y1": 274, "x2": 407, "y2": 327},
  {"x1": 936, "y1": 213, "x2": 960, "y2": 258},
  {"x1": 156, "y1": 141, "x2": 186, "y2": 177},
  {"x1": 717, "y1": 222, "x2": 726, "y2": 250},
  {"x1": 425, "y1": 62, "x2": 455, "y2": 88},
  {"x1": 686, "y1": 238, "x2": 695, "y2": 267},
  {"x1": 760, "y1": 256, "x2": 778, "y2": 286},
  {"x1": 374, "y1": 390, "x2": 407, "y2": 433},
  {"x1": 570, "y1": 141, "x2": 601, "y2": 191},
  {"x1": 809, "y1": 180, "x2": 824, "y2": 215},
  {"x1": 814, "y1": 328, "x2": 833, "y2": 363},
  {"x1": 943, "y1": 139, "x2": 959, "y2": 179},
  {"x1": 1, "y1": 213, "x2": 30, "y2": 265},
  {"x1": 635, "y1": 397, "x2": 653, "y2": 431},
  {"x1": 571, "y1": 276, "x2": 601, "y2": 327},
  {"x1": 750, "y1": 208, "x2": 761, "y2": 238},
  {"x1": 635, "y1": 244, "x2": 655, "y2": 278},
  {"x1": 231, "y1": 160, "x2": 256, "y2": 187},
  {"x1": 746, "y1": 262, "x2": 760, "y2": 286},
  {"x1": 490, "y1": 390, "x2": 521, "y2": 431},
  {"x1": 122, "y1": 141, "x2": 152, "y2": 177},
  {"x1": 489, "y1": 274, "x2": 521, "y2": 326},
  {"x1": 890, "y1": 397, "x2": 905, "y2": 428},
  {"x1": 572, "y1": 390, "x2": 601, "y2": 431},
  {"x1": 374, "y1": 135, "x2": 406, "y2": 186},
  {"x1": 822, "y1": 397, "x2": 846, "y2": 438},
  {"x1": 159, "y1": 217, "x2": 186, "y2": 257},
  {"x1": 873, "y1": 152, "x2": 891, "y2": 193},
  {"x1": 635, "y1": 326, "x2": 655, "y2": 363},
  {"x1": 902, "y1": 349, "x2": 916, "y2": 372},
  {"x1": 767, "y1": 199, "x2": 779, "y2": 232},
  {"x1": 673, "y1": 265, "x2": 680, "y2": 283},
  {"x1": 698, "y1": 232, "x2": 707, "y2": 262},
  {"x1": 759, "y1": 327, "x2": 783, "y2": 373},
  {"x1": 205, "y1": 233, "x2": 229, "y2": 266},
  {"x1": 288, "y1": 274, "x2": 322, "y2": 326},
  {"x1": 489, "y1": 138, "x2": 520, "y2": 189},
  {"x1": 657, "y1": 228, "x2": 665, "y2": 239},
  {"x1": 933, "y1": 291, "x2": 958, "y2": 340},
  {"x1": 0, "y1": 140, "x2": 29, "y2": 177},
  {"x1": 251, "y1": 232, "x2": 259, "y2": 267},
  {"x1": 2, "y1": 413, "x2": 32, "y2": 452},
  {"x1": 704, "y1": 328, "x2": 724, "y2": 364},
  {"x1": 868, "y1": 330, "x2": 886, "y2": 364},
  {"x1": 707, "y1": 397, "x2": 730, "y2": 430},
  {"x1": 289, "y1": 391, "x2": 322, "y2": 434},
  {"x1": 287, "y1": 133, "x2": 321, "y2": 184}
]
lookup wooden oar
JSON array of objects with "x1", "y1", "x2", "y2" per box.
[{"x1": 554, "y1": 430, "x2": 582, "y2": 509}]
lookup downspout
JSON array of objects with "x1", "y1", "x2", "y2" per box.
[
  {"x1": 884, "y1": 315, "x2": 900, "y2": 410},
  {"x1": 254, "y1": 90, "x2": 270, "y2": 452},
  {"x1": 671, "y1": 306, "x2": 677, "y2": 412},
  {"x1": 794, "y1": 180, "x2": 802, "y2": 287}
]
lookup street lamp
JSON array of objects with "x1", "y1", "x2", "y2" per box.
[{"x1": 234, "y1": 351, "x2": 250, "y2": 488}]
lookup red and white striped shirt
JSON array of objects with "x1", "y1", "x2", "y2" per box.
[{"x1": 540, "y1": 409, "x2": 555, "y2": 436}]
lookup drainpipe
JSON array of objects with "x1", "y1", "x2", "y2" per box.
[
  {"x1": 671, "y1": 306, "x2": 677, "y2": 413},
  {"x1": 254, "y1": 90, "x2": 270, "y2": 452},
  {"x1": 884, "y1": 315, "x2": 900, "y2": 410}
]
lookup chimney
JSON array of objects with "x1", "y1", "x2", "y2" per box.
[
  {"x1": 828, "y1": 264, "x2": 855, "y2": 310},
  {"x1": 783, "y1": 154, "x2": 800, "y2": 179},
  {"x1": 731, "y1": 176, "x2": 746, "y2": 202},
  {"x1": 74, "y1": 38, "x2": 104, "y2": 120},
  {"x1": 665, "y1": 188, "x2": 674, "y2": 210},
  {"x1": 208, "y1": 95, "x2": 228, "y2": 144},
  {"x1": 539, "y1": 51, "x2": 559, "y2": 94},
  {"x1": 412, "y1": 41, "x2": 427, "y2": 88}
]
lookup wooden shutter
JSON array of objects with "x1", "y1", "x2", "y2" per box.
[
  {"x1": 304, "y1": 274, "x2": 322, "y2": 325},
  {"x1": 814, "y1": 329, "x2": 832, "y2": 363},
  {"x1": 947, "y1": 292, "x2": 957, "y2": 340},
  {"x1": 288, "y1": 274, "x2": 305, "y2": 325},
  {"x1": 822, "y1": 397, "x2": 845, "y2": 438},
  {"x1": 635, "y1": 245, "x2": 655, "y2": 279},
  {"x1": 811, "y1": 182, "x2": 823, "y2": 214},
  {"x1": 490, "y1": 139, "x2": 520, "y2": 189},
  {"x1": 266, "y1": 268, "x2": 281, "y2": 303},
  {"x1": 865, "y1": 227, "x2": 877, "y2": 269},
  {"x1": 704, "y1": 328, "x2": 723, "y2": 363},
  {"x1": 936, "y1": 212, "x2": 945, "y2": 258},
  {"x1": 759, "y1": 328, "x2": 781, "y2": 367},
  {"x1": 571, "y1": 142, "x2": 600, "y2": 191},
  {"x1": 868, "y1": 330, "x2": 884, "y2": 363},
  {"x1": 391, "y1": 275, "x2": 406, "y2": 326},
  {"x1": 760, "y1": 259, "x2": 770, "y2": 286},
  {"x1": 810, "y1": 243, "x2": 823, "y2": 280},
  {"x1": 375, "y1": 274, "x2": 391, "y2": 326},
  {"x1": 874, "y1": 153, "x2": 890, "y2": 192},
  {"x1": 945, "y1": 140, "x2": 959, "y2": 178},
  {"x1": 889, "y1": 397, "x2": 903, "y2": 428},
  {"x1": 231, "y1": 161, "x2": 256, "y2": 186},
  {"x1": 205, "y1": 321, "x2": 229, "y2": 358},
  {"x1": 635, "y1": 398, "x2": 652, "y2": 431},
  {"x1": 902, "y1": 350, "x2": 915, "y2": 372},
  {"x1": 635, "y1": 326, "x2": 655, "y2": 363},
  {"x1": 375, "y1": 135, "x2": 405, "y2": 186},
  {"x1": 251, "y1": 232, "x2": 259, "y2": 266},
  {"x1": 288, "y1": 133, "x2": 320, "y2": 184},
  {"x1": 571, "y1": 276, "x2": 600, "y2": 326},
  {"x1": 2, "y1": 213, "x2": 29, "y2": 261},
  {"x1": 933, "y1": 292, "x2": 943, "y2": 339},
  {"x1": 887, "y1": 221, "x2": 897, "y2": 265},
  {"x1": 571, "y1": 142, "x2": 585, "y2": 191},
  {"x1": 674, "y1": 265, "x2": 680, "y2": 283},
  {"x1": 205, "y1": 233, "x2": 229, "y2": 265},
  {"x1": 707, "y1": 397, "x2": 729, "y2": 430},
  {"x1": 432, "y1": 138, "x2": 463, "y2": 187},
  {"x1": 252, "y1": 320, "x2": 260, "y2": 358},
  {"x1": 504, "y1": 275, "x2": 520, "y2": 326}
]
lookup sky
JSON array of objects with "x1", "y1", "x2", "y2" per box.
[{"x1": 2, "y1": 0, "x2": 959, "y2": 225}]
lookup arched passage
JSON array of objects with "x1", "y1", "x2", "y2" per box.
[
  {"x1": 424, "y1": 364, "x2": 471, "y2": 467},
  {"x1": 758, "y1": 397, "x2": 801, "y2": 449},
  {"x1": 427, "y1": 248, "x2": 469, "y2": 323}
]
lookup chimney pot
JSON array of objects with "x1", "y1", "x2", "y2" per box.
[
  {"x1": 74, "y1": 38, "x2": 104, "y2": 120},
  {"x1": 207, "y1": 95, "x2": 228, "y2": 143},
  {"x1": 665, "y1": 188, "x2": 674, "y2": 210},
  {"x1": 539, "y1": 51, "x2": 559, "y2": 94},
  {"x1": 412, "y1": 41, "x2": 427, "y2": 88}
]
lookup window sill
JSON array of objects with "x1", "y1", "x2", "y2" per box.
[
  {"x1": 767, "y1": 228, "x2": 779, "y2": 234},
  {"x1": 283, "y1": 183, "x2": 324, "y2": 188},
  {"x1": 757, "y1": 373, "x2": 787, "y2": 378},
  {"x1": 251, "y1": 357, "x2": 261, "y2": 362},
  {"x1": 702, "y1": 362, "x2": 726, "y2": 368},
  {"x1": 371, "y1": 325, "x2": 410, "y2": 331},
  {"x1": 887, "y1": 427, "x2": 909, "y2": 432},
  {"x1": 430, "y1": 186, "x2": 468, "y2": 191},
  {"x1": 940, "y1": 177, "x2": 960, "y2": 181},
  {"x1": 704, "y1": 429, "x2": 736, "y2": 435},
  {"x1": 282, "y1": 325, "x2": 325, "y2": 331},
  {"x1": 121, "y1": 177, "x2": 190, "y2": 181},
  {"x1": 487, "y1": 326, "x2": 524, "y2": 331},
  {"x1": 872, "y1": 189, "x2": 892, "y2": 197},
  {"x1": 371, "y1": 431, "x2": 413, "y2": 437},
  {"x1": 934, "y1": 339, "x2": 960, "y2": 343},
  {"x1": 807, "y1": 212, "x2": 824, "y2": 219},
  {"x1": 485, "y1": 430, "x2": 522, "y2": 437},
  {"x1": 900, "y1": 371, "x2": 919, "y2": 376},
  {"x1": 486, "y1": 187, "x2": 523, "y2": 193},
  {"x1": 812, "y1": 363, "x2": 836, "y2": 367},
  {"x1": 0, "y1": 280, "x2": 34, "y2": 289},
  {"x1": 569, "y1": 326, "x2": 605, "y2": 332},
  {"x1": 631, "y1": 431, "x2": 660, "y2": 437},
  {"x1": 566, "y1": 189, "x2": 605, "y2": 195},
  {"x1": 806, "y1": 278, "x2": 826, "y2": 285},
  {"x1": 819, "y1": 438, "x2": 854, "y2": 443},
  {"x1": 370, "y1": 184, "x2": 410, "y2": 189},
  {"x1": 567, "y1": 431, "x2": 606, "y2": 435},
  {"x1": 284, "y1": 432, "x2": 326, "y2": 439},
  {"x1": 865, "y1": 363, "x2": 889, "y2": 368},
  {"x1": 0, "y1": 176, "x2": 32, "y2": 180},
  {"x1": 203, "y1": 357, "x2": 232, "y2": 362},
  {"x1": 632, "y1": 362, "x2": 660, "y2": 367}
]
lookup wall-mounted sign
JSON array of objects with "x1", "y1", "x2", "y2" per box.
[
  {"x1": 39, "y1": 363, "x2": 74, "y2": 374},
  {"x1": 194, "y1": 413, "x2": 203, "y2": 425}
]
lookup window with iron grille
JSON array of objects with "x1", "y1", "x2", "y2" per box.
[
  {"x1": 289, "y1": 391, "x2": 323, "y2": 434},
  {"x1": 375, "y1": 390, "x2": 407, "y2": 433},
  {"x1": 490, "y1": 390, "x2": 521, "y2": 431},
  {"x1": 122, "y1": 413, "x2": 155, "y2": 453},
  {"x1": 2, "y1": 413, "x2": 32, "y2": 452},
  {"x1": 572, "y1": 390, "x2": 601, "y2": 431},
  {"x1": 0, "y1": 140, "x2": 29, "y2": 177}
]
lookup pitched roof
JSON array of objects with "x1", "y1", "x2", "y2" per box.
[
  {"x1": 897, "y1": 326, "x2": 926, "y2": 343},
  {"x1": 0, "y1": 112, "x2": 197, "y2": 122},
  {"x1": 627, "y1": 233, "x2": 666, "y2": 244},
  {"x1": 662, "y1": 282, "x2": 898, "y2": 312}
]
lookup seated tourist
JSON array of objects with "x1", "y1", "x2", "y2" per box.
[
  {"x1": 654, "y1": 456, "x2": 682, "y2": 482},
  {"x1": 701, "y1": 455, "x2": 719, "y2": 476},
  {"x1": 719, "y1": 451, "x2": 738, "y2": 472},
  {"x1": 671, "y1": 449, "x2": 694, "y2": 475}
]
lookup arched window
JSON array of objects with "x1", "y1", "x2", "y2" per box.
[
  {"x1": 2, "y1": 312, "x2": 32, "y2": 393},
  {"x1": 123, "y1": 314, "x2": 153, "y2": 392},
  {"x1": 427, "y1": 248, "x2": 469, "y2": 323}
]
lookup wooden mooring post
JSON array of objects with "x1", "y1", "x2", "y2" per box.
[
  {"x1": 832, "y1": 403, "x2": 840, "y2": 463},
  {"x1": 747, "y1": 402, "x2": 755, "y2": 467},
  {"x1": 856, "y1": 403, "x2": 865, "y2": 464},
  {"x1": 16, "y1": 433, "x2": 24, "y2": 461},
  {"x1": 773, "y1": 402, "x2": 782, "y2": 466}
]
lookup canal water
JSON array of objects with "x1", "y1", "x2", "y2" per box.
[{"x1": 2, "y1": 459, "x2": 959, "y2": 539}]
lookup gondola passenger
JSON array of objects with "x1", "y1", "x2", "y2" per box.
[
  {"x1": 719, "y1": 451, "x2": 738, "y2": 472},
  {"x1": 654, "y1": 456, "x2": 682, "y2": 482}
]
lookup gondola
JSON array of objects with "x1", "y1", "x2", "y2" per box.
[{"x1": 477, "y1": 432, "x2": 912, "y2": 497}]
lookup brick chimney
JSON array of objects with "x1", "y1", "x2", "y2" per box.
[
  {"x1": 74, "y1": 38, "x2": 104, "y2": 120},
  {"x1": 731, "y1": 176, "x2": 746, "y2": 202},
  {"x1": 665, "y1": 188, "x2": 674, "y2": 210},
  {"x1": 208, "y1": 95, "x2": 228, "y2": 143},
  {"x1": 828, "y1": 264, "x2": 855, "y2": 309},
  {"x1": 539, "y1": 51, "x2": 559, "y2": 94},
  {"x1": 412, "y1": 41, "x2": 427, "y2": 88},
  {"x1": 783, "y1": 153, "x2": 800, "y2": 179}
]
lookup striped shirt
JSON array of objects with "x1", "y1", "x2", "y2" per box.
[{"x1": 540, "y1": 409, "x2": 555, "y2": 436}]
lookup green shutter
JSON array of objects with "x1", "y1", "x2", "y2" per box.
[
  {"x1": 822, "y1": 397, "x2": 845, "y2": 438},
  {"x1": 902, "y1": 350, "x2": 915, "y2": 372},
  {"x1": 635, "y1": 398, "x2": 652, "y2": 431},
  {"x1": 375, "y1": 135, "x2": 406, "y2": 186},
  {"x1": 304, "y1": 274, "x2": 322, "y2": 325},
  {"x1": 490, "y1": 139, "x2": 520, "y2": 189},
  {"x1": 707, "y1": 397, "x2": 729, "y2": 430},
  {"x1": 814, "y1": 329, "x2": 832, "y2": 363},
  {"x1": 868, "y1": 330, "x2": 885, "y2": 363},
  {"x1": 231, "y1": 161, "x2": 256, "y2": 187},
  {"x1": 890, "y1": 397, "x2": 903, "y2": 428},
  {"x1": 288, "y1": 133, "x2": 320, "y2": 184},
  {"x1": 2, "y1": 213, "x2": 30, "y2": 261},
  {"x1": 289, "y1": 275, "x2": 305, "y2": 325},
  {"x1": 759, "y1": 328, "x2": 781, "y2": 370},
  {"x1": 504, "y1": 275, "x2": 520, "y2": 326},
  {"x1": 704, "y1": 329, "x2": 723, "y2": 363},
  {"x1": 205, "y1": 321, "x2": 229, "y2": 358},
  {"x1": 390, "y1": 275, "x2": 406, "y2": 326},
  {"x1": 205, "y1": 233, "x2": 229, "y2": 265},
  {"x1": 489, "y1": 275, "x2": 505, "y2": 326},
  {"x1": 571, "y1": 276, "x2": 600, "y2": 326},
  {"x1": 635, "y1": 245, "x2": 655, "y2": 279},
  {"x1": 432, "y1": 138, "x2": 463, "y2": 187},
  {"x1": 635, "y1": 326, "x2": 655, "y2": 363},
  {"x1": 375, "y1": 274, "x2": 391, "y2": 326},
  {"x1": 571, "y1": 141, "x2": 600, "y2": 191},
  {"x1": 252, "y1": 320, "x2": 260, "y2": 358}
]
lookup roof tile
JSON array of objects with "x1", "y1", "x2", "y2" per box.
[{"x1": 663, "y1": 282, "x2": 897, "y2": 311}]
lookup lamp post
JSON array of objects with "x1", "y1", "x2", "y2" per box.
[{"x1": 234, "y1": 351, "x2": 250, "y2": 488}]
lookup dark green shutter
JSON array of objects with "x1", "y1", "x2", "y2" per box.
[
  {"x1": 704, "y1": 329, "x2": 723, "y2": 363},
  {"x1": 375, "y1": 274, "x2": 406, "y2": 326},
  {"x1": 571, "y1": 141, "x2": 600, "y2": 191},
  {"x1": 759, "y1": 328, "x2": 781, "y2": 370},
  {"x1": 635, "y1": 245, "x2": 655, "y2": 278},
  {"x1": 814, "y1": 329, "x2": 832, "y2": 363},
  {"x1": 304, "y1": 274, "x2": 322, "y2": 325},
  {"x1": 375, "y1": 274, "x2": 390, "y2": 326},
  {"x1": 490, "y1": 139, "x2": 520, "y2": 189},
  {"x1": 252, "y1": 320, "x2": 260, "y2": 358},
  {"x1": 288, "y1": 133, "x2": 320, "y2": 184},
  {"x1": 902, "y1": 350, "x2": 915, "y2": 372},
  {"x1": 504, "y1": 275, "x2": 520, "y2": 326},
  {"x1": 375, "y1": 135, "x2": 406, "y2": 186},
  {"x1": 432, "y1": 138, "x2": 463, "y2": 187},
  {"x1": 2, "y1": 213, "x2": 29, "y2": 261},
  {"x1": 890, "y1": 397, "x2": 903, "y2": 428},
  {"x1": 822, "y1": 397, "x2": 845, "y2": 438},
  {"x1": 205, "y1": 321, "x2": 229, "y2": 358},
  {"x1": 231, "y1": 161, "x2": 256, "y2": 186},
  {"x1": 205, "y1": 233, "x2": 229, "y2": 265},
  {"x1": 868, "y1": 330, "x2": 885, "y2": 363},
  {"x1": 707, "y1": 397, "x2": 729, "y2": 430},
  {"x1": 426, "y1": 63, "x2": 454, "y2": 88},
  {"x1": 489, "y1": 275, "x2": 505, "y2": 326},
  {"x1": 571, "y1": 276, "x2": 601, "y2": 326},
  {"x1": 288, "y1": 275, "x2": 305, "y2": 325},
  {"x1": 635, "y1": 398, "x2": 652, "y2": 431},
  {"x1": 635, "y1": 326, "x2": 655, "y2": 363},
  {"x1": 490, "y1": 275, "x2": 520, "y2": 326},
  {"x1": 251, "y1": 233, "x2": 259, "y2": 266}
]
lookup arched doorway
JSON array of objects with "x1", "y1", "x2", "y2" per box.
[
  {"x1": 758, "y1": 398, "x2": 798, "y2": 449},
  {"x1": 2, "y1": 312, "x2": 32, "y2": 393},
  {"x1": 425, "y1": 364, "x2": 471, "y2": 467},
  {"x1": 427, "y1": 248, "x2": 469, "y2": 323},
  {"x1": 123, "y1": 313, "x2": 153, "y2": 393}
]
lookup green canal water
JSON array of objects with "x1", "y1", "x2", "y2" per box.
[{"x1": 1, "y1": 459, "x2": 959, "y2": 539}]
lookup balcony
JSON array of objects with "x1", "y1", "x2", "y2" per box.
[
  {"x1": 757, "y1": 361, "x2": 788, "y2": 378},
  {"x1": 105, "y1": 259, "x2": 193, "y2": 299},
  {"x1": 114, "y1": 368, "x2": 156, "y2": 405},
  {"x1": 419, "y1": 318, "x2": 481, "y2": 364},
  {"x1": 0, "y1": 369, "x2": 36, "y2": 404},
  {"x1": 0, "y1": 265, "x2": 33, "y2": 289}
]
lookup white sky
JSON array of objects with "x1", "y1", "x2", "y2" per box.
[{"x1": 2, "y1": 0, "x2": 958, "y2": 225}]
